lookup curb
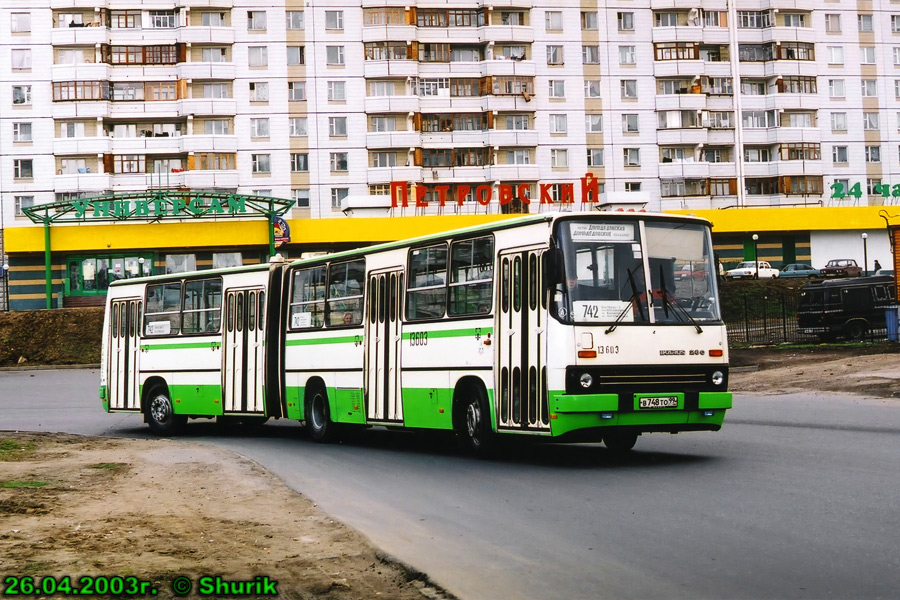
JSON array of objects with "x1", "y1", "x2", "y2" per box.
[{"x1": 0, "y1": 364, "x2": 100, "y2": 372}]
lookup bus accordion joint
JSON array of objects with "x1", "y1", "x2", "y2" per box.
[{"x1": 577, "y1": 350, "x2": 597, "y2": 358}]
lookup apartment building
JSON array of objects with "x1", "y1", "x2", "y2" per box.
[{"x1": 1, "y1": 0, "x2": 899, "y2": 309}]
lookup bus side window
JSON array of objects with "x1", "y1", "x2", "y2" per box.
[
  {"x1": 145, "y1": 282, "x2": 182, "y2": 336},
  {"x1": 289, "y1": 266, "x2": 325, "y2": 329},
  {"x1": 449, "y1": 236, "x2": 493, "y2": 316},
  {"x1": 406, "y1": 244, "x2": 448, "y2": 320}
]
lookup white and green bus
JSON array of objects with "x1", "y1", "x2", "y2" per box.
[{"x1": 101, "y1": 212, "x2": 732, "y2": 452}]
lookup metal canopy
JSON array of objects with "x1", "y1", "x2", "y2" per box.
[{"x1": 22, "y1": 190, "x2": 293, "y2": 224}]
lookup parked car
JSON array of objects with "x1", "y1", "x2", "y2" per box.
[
  {"x1": 724, "y1": 261, "x2": 779, "y2": 280},
  {"x1": 779, "y1": 263, "x2": 820, "y2": 279},
  {"x1": 674, "y1": 264, "x2": 708, "y2": 280},
  {"x1": 875, "y1": 268, "x2": 894, "y2": 277},
  {"x1": 820, "y1": 259, "x2": 862, "y2": 278},
  {"x1": 798, "y1": 275, "x2": 896, "y2": 340}
]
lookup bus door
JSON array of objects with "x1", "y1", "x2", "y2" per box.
[
  {"x1": 497, "y1": 247, "x2": 550, "y2": 431},
  {"x1": 364, "y1": 269, "x2": 403, "y2": 422},
  {"x1": 109, "y1": 298, "x2": 141, "y2": 410},
  {"x1": 223, "y1": 288, "x2": 266, "y2": 413}
]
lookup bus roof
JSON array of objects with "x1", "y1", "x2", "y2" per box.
[{"x1": 107, "y1": 261, "x2": 273, "y2": 289}]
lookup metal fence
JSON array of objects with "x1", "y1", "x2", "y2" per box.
[{"x1": 723, "y1": 289, "x2": 888, "y2": 345}]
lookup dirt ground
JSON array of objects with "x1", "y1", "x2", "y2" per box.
[{"x1": 2, "y1": 344, "x2": 899, "y2": 599}]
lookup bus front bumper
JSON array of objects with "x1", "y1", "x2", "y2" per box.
[{"x1": 549, "y1": 392, "x2": 732, "y2": 438}]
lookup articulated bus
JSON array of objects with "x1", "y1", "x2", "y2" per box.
[{"x1": 101, "y1": 212, "x2": 732, "y2": 453}]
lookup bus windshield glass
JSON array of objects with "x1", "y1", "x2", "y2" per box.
[{"x1": 554, "y1": 219, "x2": 721, "y2": 325}]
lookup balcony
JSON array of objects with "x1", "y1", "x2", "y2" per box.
[
  {"x1": 653, "y1": 60, "x2": 706, "y2": 78},
  {"x1": 773, "y1": 127, "x2": 821, "y2": 144},
  {"x1": 365, "y1": 131, "x2": 421, "y2": 149},
  {"x1": 366, "y1": 166, "x2": 422, "y2": 185},
  {"x1": 706, "y1": 128, "x2": 735, "y2": 145},
  {"x1": 658, "y1": 161, "x2": 709, "y2": 179},
  {"x1": 422, "y1": 166, "x2": 490, "y2": 184},
  {"x1": 764, "y1": 27, "x2": 817, "y2": 45},
  {"x1": 51, "y1": 62, "x2": 110, "y2": 81},
  {"x1": 776, "y1": 93, "x2": 820, "y2": 111},
  {"x1": 483, "y1": 95, "x2": 535, "y2": 113},
  {"x1": 363, "y1": 60, "x2": 419, "y2": 79},
  {"x1": 180, "y1": 26, "x2": 235, "y2": 45},
  {"x1": 656, "y1": 127, "x2": 708, "y2": 146},
  {"x1": 51, "y1": 26, "x2": 107, "y2": 46},
  {"x1": 777, "y1": 160, "x2": 824, "y2": 177},
  {"x1": 707, "y1": 161, "x2": 738, "y2": 178},
  {"x1": 177, "y1": 98, "x2": 237, "y2": 116},
  {"x1": 743, "y1": 161, "x2": 780, "y2": 178},
  {"x1": 108, "y1": 135, "x2": 185, "y2": 154},
  {"x1": 108, "y1": 28, "x2": 178, "y2": 45},
  {"x1": 50, "y1": 0, "x2": 105, "y2": 8},
  {"x1": 416, "y1": 28, "x2": 482, "y2": 44},
  {"x1": 53, "y1": 137, "x2": 111, "y2": 155},
  {"x1": 183, "y1": 169, "x2": 239, "y2": 189},
  {"x1": 650, "y1": 0, "x2": 716, "y2": 8},
  {"x1": 176, "y1": 61, "x2": 235, "y2": 80},
  {"x1": 488, "y1": 164, "x2": 540, "y2": 181},
  {"x1": 652, "y1": 26, "x2": 704, "y2": 44},
  {"x1": 484, "y1": 58, "x2": 535, "y2": 77},
  {"x1": 107, "y1": 101, "x2": 180, "y2": 119},
  {"x1": 364, "y1": 96, "x2": 419, "y2": 114},
  {"x1": 418, "y1": 96, "x2": 485, "y2": 113},
  {"x1": 181, "y1": 0, "x2": 234, "y2": 7},
  {"x1": 482, "y1": 26, "x2": 533, "y2": 44},
  {"x1": 487, "y1": 129, "x2": 539, "y2": 147},
  {"x1": 52, "y1": 101, "x2": 110, "y2": 120},
  {"x1": 421, "y1": 130, "x2": 488, "y2": 147},
  {"x1": 656, "y1": 92, "x2": 707, "y2": 112},
  {"x1": 54, "y1": 173, "x2": 111, "y2": 192},
  {"x1": 180, "y1": 134, "x2": 238, "y2": 153}
]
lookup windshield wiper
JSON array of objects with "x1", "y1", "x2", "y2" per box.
[
  {"x1": 605, "y1": 267, "x2": 644, "y2": 334},
  {"x1": 657, "y1": 265, "x2": 703, "y2": 334}
]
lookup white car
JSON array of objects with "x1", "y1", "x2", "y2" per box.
[{"x1": 724, "y1": 261, "x2": 779, "y2": 280}]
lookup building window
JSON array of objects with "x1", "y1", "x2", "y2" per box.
[
  {"x1": 545, "y1": 11, "x2": 563, "y2": 31},
  {"x1": 864, "y1": 113, "x2": 880, "y2": 130},
  {"x1": 742, "y1": 110, "x2": 777, "y2": 128},
  {"x1": 293, "y1": 189, "x2": 310, "y2": 208},
  {"x1": 618, "y1": 12, "x2": 634, "y2": 31},
  {"x1": 329, "y1": 117, "x2": 348, "y2": 137},
  {"x1": 861, "y1": 46, "x2": 876, "y2": 64},
  {"x1": 202, "y1": 47, "x2": 227, "y2": 63},
  {"x1": 829, "y1": 79, "x2": 845, "y2": 98},
  {"x1": 149, "y1": 10, "x2": 177, "y2": 28},
  {"x1": 248, "y1": 46, "x2": 268, "y2": 67},
  {"x1": 287, "y1": 46, "x2": 305, "y2": 66},
  {"x1": 14, "y1": 195, "x2": 35, "y2": 217},
  {"x1": 12, "y1": 85, "x2": 32, "y2": 105},
  {"x1": 507, "y1": 150, "x2": 530, "y2": 164},
  {"x1": 584, "y1": 80, "x2": 601, "y2": 98},
  {"x1": 859, "y1": 14, "x2": 874, "y2": 32},
  {"x1": 201, "y1": 12, "x2": 226, "y2": 26},
  {"x1": 14, "y1": 159, "x2": 33, "y2": 178},
  {"x1": 12, "y1": 122, "x2": 32, "y2": 142},
  {"x1": 327, "y1": 81, "x2": 346, "y2": 101},
  {"x1": 827, "y1": 46, "x2": 843, "y2": 65},
  {"x1": 249, "y1": 82, "x2": 268, "y2": 102},
  {"x1": 114, "y1": 154, "x2": 144, "y2": 173},
  {"x1": 866, "y1": 146, "x2": 881, "y2": 163},
  {"x1": 622, "y1": 114, "x2": 639, "y2": 133},
  {"x1": 586, "y1": 114, "x2": 603, "y2": 132},
  {"x1": 831, "y1": 112, "x2": 847, "y2": 131},
  {"x1": 250, "y1": 118, "x2": 269, "y2": 138},
  {"x1": 788, "y1": 112, "x2": 813, "y2": 128},
  {"x1": 370, "y1": 116, "x2": 397, "y2": 131},
  {"x1": 330, "y1": 152, "x2": 348, "y2": 172},
  {"x1": 619, "y1": 46, "x2": 636, "y2": 65},
  {"x1": 290, "y1": 153, "x2": 309, "y2": 172},
  {"x1": 11, "y1": 13, "x2": 31, "y2": 33},
  {"x1": 204, "y1": 119, "x2": 229, "y2": 135},
  {"x1": 286, "y1": 11, "x2": 304, "y2": 30},
  {"x1": 655, "y1": 12, "x2": 678, "y2": 27},
  {"x1": 546, "y1": 45, "x2": 563, "y2": 65},
  {"x1": 289, "y1": 117, "x2": 308, "y2": 136},
  {"x1": 625, "y1": 182, "x2": 641, "y2": 192},
  {"x1": 586, "y1": 148, "x2": 604, "y2": 167},
  {"x1": 325, "y1": 11, "x2": 344, "y2": 30},
  {"x1": 288, "y1": 81, "x2": 306, "y2": 101},
  {"x1": 832, "y1": 146, "x2": 848, "y2": 164},
  {"x1": 549, "y1": 114, "x2": 567, "y2": 134},
  {"x1": 583, "y1": 45, "x2": 600, "y2": 64},
  {"x1": 252, "y1": 154, "x2": 271, "y2": 173},
  {"x1": 331, "y1": 188, "x2": 348, "y2": 209},
  {"x1": 326, "y1": 46, "x2": 345, "y2": 65},
  {"x1": 783, "y1": 13, "x2": 805, "y2": 27},
  {"x1": 623, "y1": 148, "x2": 641, "y2": 166},
  {"x1": 550, "y1": 149, "x2": 568, "y2": 168},
  {"x1": 825, "y1": 14, "x2": 841, "y2": 33},
  {"x1": 744, "y1": 147, "x2": 771, "y2": 162},
  {"x1": 12, "y1": 49, "x2": 31, "y2": 70},
  {"x1": 862, "y1": 80, "x2": 877, "y2": 97},
  {"x1": 247, "y1": 11, "x2": 267, "y2": 30},
  {"x1": 548, "y1": 80, "x2": 565, "y2": 98},
  {"x1": 581, "y1": 12, "x2": 598, "y2": 30},
  {"x1": 621, "y1": 80, "x2": 637, "y2": 98},
  {"x1": 867, "y1": 179, "x2": 882, "y2": 196},
  {"x1": 203, "y1": 83, "x2": 229, "y2": 98}
]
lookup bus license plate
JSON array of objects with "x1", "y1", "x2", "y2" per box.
[{"x1": 638, "y1": 396, "x2": 678, "y2": 409}]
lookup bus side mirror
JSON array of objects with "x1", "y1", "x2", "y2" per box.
[{"x1": 542, "y1": 248, "x2": 564, "y2": 287}]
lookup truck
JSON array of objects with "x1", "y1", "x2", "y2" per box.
[{"x1": 797, "y1": 275, "x2": 896, "y2": 341}]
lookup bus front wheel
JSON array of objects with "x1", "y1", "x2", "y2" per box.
[
  {"x1": 456, "y1": 387, "x2": 493, "y2": 457},
  {"x1": 146, "y1": 387, "x2": 187, "y2": 436},
  {"x1": 305, "y1": 385, "x2": 337, "y2": 443},
  {"x1": 845, "y1": 321, "x2": 867, "y2": 342},
  {"x1": 603, "y1": 431, "x2": 638, "y2": 453}
]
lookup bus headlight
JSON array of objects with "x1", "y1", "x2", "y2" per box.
[
  {"x1": 579, "y1": 373, "x2": 593, "y2": 389},
  {"x1": 711, "y1": 371, "x2": 724, "y2": 386}
]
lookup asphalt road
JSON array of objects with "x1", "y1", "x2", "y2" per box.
[{"x1": 2, "y1": 368, "x2": 900, "y2": 600}]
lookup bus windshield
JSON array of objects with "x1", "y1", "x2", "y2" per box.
[{"x1": 554, "y1": 219, "x2": 721, "y2": 325}]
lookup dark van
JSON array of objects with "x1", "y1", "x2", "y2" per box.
[{"x1": 797, "y1": 276, "x2": 896, "y2": 341}]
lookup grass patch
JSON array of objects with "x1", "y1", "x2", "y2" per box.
[
  {"x1": 22, "y1": 563, "x2": 53, "y2": 574},
  {"x1": 0, "y1": 439, "x2": 36, "y2": 461},
  {"x1": 1, "y1": 481, "x2": 50, "y2": 489},
  {"x1": 89, "y1": 463, "x2": 124, "y2": 471}
]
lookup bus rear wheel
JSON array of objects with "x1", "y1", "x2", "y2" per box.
[
  {"x1": 603, "y1": 431, "x2": 638, "y2": 453},
  {"x1": 845, "y1": 321, "x2": 867, "y2": 342},
  {"x1": 146, "y1": 387, "x2": 186, "y2": 436},
  {"x1": 305, "y1": 385, "x2": 337, "y2": 443},
  {"x1": 456, "y1": 387, "x2": 493, "y2": 457}
]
